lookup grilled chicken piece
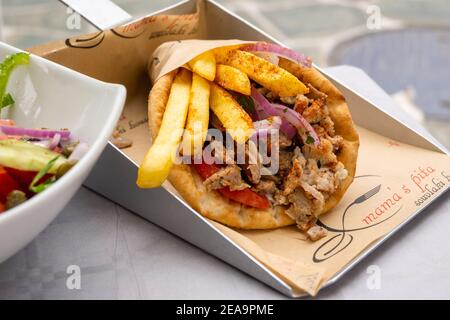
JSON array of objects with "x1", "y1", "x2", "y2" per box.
[{"x1": 204, "y1": 164, "x2": 249, "y2": 191}]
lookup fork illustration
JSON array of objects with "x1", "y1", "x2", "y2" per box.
[{"x1": 313, "y1": 184, "x2": 381, "y2": 262}]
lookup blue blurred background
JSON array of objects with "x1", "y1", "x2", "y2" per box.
[{"x1": 1, "y1": 0, "x2": 449, "y2": 147}]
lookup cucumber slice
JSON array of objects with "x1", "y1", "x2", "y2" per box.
[{"x1": 0, "y1": 139, "x2": 67, "y2": 173}]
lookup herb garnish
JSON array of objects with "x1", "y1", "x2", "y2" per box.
[
  {"x1": 305, "y1": 135, "x2": 315, "y2": 145},
  {"x1": 29, "y1": 156, "x2": 59, "y2": 193}
]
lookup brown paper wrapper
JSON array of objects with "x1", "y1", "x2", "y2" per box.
[{"x1": 28, "y1": 0, "x2": 450, "y2": 296}]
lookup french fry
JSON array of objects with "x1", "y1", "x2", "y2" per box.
[
  {"x1": 181, "y1": 73, "x2": 210, "y2": 156},
  {"x1": 137, "y1": 69, "x2": 192, "y2": 188},
  {"x1": 188, "y1": 50, "x2": 216, "y2": 81},
  {"x1": 209, "y1": 83, "x2": 254, "y2": 144},
  {"x1": 213, "y1": 45, "x2": 242, "y2": 64},
  {"x1": 214, "y1": 64, "x2": 251, "y2": 95},
  {"x1": 221, "y1": 50, "x2": 309, "y2": 97}
]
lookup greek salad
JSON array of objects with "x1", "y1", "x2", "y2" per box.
[{"x1": 0, "y1": 52, "x2": 88, "y2": 213}]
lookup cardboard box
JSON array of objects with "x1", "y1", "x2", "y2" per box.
[{"x1": 29, "y1": 0, "x2": 450, "y2": 297}]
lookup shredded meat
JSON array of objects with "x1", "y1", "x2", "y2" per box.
[
  {"x1": 208, "y1": 140, "x2": 235, "y2": 164},
  {"x1": 265, "y1": 91, "x2": 278, "y2": 101},
  {"x1": 244, "y1": 165, "x2": 261, "y2": 184},
  {"x1": 293, "y1": 146, "x2": 306, "y2": 164},
  {"x1": 279, "y1": 133, "x2": 292, "y2": 148},
  {"x1": 262, "y1": 173, "x2": 282, "y2": 184},
  {"x1": 320, "y1": 115, "x2": 335, "y2": 136},
  {"x1": 278, "y1": 150, "x2": 293, "y2": 176},
  {"x1": 254, "y1": 179, "x2": 277, "y2": 194},
  {"x1": 300, "y1": 159, "x2": 318, "y2": 185},
  {"x1": 200, "y1": 80, "x2": 347, "y2": 241},
  {"x1": 242, "y1": 142, "x2": 262, "y2": 184},
  {"x1": 204, "y1": 165, "x2": 249, "y2": 191},
  {"x1": 256, "y1": 87, "x2": 269, "y2": 96},
  {"x1": 312, "y1": 125, "x2": 326, "y2": 138},
  {"x1": 285, "y1": 190, "x2": 313, "y2": 225},
  {"x1": 315, "y1": 170, "x2": 336, "y2": 193},
  {"x1": 273, "y1": 191, "x2": 289, "y2": 205},
  {"x1": 279, "y1": 147, "x2": 339, "y2": 228},
  {"x1": 294, "y1": 94, "x2": 309, "y2": 114},
  {"x1": 267, "y1": 132, "x2": 292, "y2": 156},
  {"x1": 312, "y1": 125, "x2": 343, "y2": 152},
  {"x1": 280, "y1": 95, "x2": 296, "y2": 105},
  {"x1": 306, "y1": 225, "x2": 327, "y2": 241},
  {"x1": 302, "y1": 98, "x2": 326, "y2": 124},
  {"x1": 258, "y1": 87, "x2": 279, "y2": 101},
  {"x1": 300, "y1": 181, "x2": 325, "y2": 213},
  {"x1": 283, "y1": 158, "x2": 303, "y2": 196},
  {"x1": 302, "y1": 138, "x2": 337, "y2": 166},
  {"x1": 334, "y1": 162, "x2": 348, "y2": 187},
  {"x1": 328, "y1": 134, "x2": 344, "y2": 151}
]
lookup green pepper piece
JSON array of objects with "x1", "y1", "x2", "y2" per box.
[{"x1": 0, "y1": 52, "x2": 30, "y2": 109}]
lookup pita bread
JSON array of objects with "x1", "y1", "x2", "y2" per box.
[{"x1": 148, "y1": 60, "x2": 359, "y2": 229}]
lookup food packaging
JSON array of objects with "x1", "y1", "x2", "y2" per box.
[{"x1": 28, "y1": 0, "x2": 450, "y2": 297}]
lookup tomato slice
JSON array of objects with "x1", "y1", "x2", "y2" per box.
[
  {"x1": 3, "y1": 167, "x2": 36, "y2": 189},
  {"x1": 0, "y1": 166, "x2": 21, "y2": 202},
  {"x1": 0, "y1": 202, "x2": 5, "y2": 213},
  {"x1": 3, "y1": 167, "x2": 53, "y2": 199},
  {"x1": 0, "y1": 119, "x2": 15, "y2": 126},
  {"x1": 218, "y1": 187, "x2": 270, "y2": 209},
  {"x1": 192, "y1": 162, "x2": 270, "y2": 209},
  {"x1": 192, "y1": 162, "x2": 222, "y2": 180},
  {"x1": 4, "y1": 167, "x2": 51, "y2": 189}
]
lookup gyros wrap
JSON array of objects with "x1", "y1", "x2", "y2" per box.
[{"x1": 138, "y1": 42, "x2": 359, "y2": 241}]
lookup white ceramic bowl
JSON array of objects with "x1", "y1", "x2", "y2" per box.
[{"x1": 0, "y1": 42, "x2": 126, "y2": 263}]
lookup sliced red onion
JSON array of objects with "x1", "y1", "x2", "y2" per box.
[
  {"x1": 252, "y1": 52, "x2": 279, "y2": 65},
  {"x1": 0, "y1": 119, "x2": 15, "y2": 126},
  {"x1": 49, "y1": 133, "x2": 61, "y2": 150},
  {"x1": 279, "y1": 120, "x2": 297, "y2": 139},
  {"x1": 60, "y1": 134, "x2": 77, "y2": 149},
  {"x1": 251, "y1": 87, "x2": 296, "y2": 139},
  {"x1": 0, "y1": 125, "x2": 71, "y2": 140},
  {"x1": 250, "y1": 87, "x2": 320, "y2": 146},
  {"x1": 240, "y1": 42, "x2": 312, "y2": 68},
  {"x1": 68, "y1": 142, "x2": 89, "y2": 161},
  {"x1": 272, "y1": 103, "x2": 320, "y2": 146},
  {"x1": 32, "y1": 140, "x2": 51, "y2": 148},
  {"x1": 32, "y1": 135, "x2": 61, "y2": 150},
  {"x1": 251, "y1": 87, "x2": 271, "y2": 120},
  {"x1": 250, "y1": 87, "x2": 295, "y2": 139}
]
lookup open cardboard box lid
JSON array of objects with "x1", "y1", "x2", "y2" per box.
[{"x1": 28, "y1": 0, "x2": 450, "y2": 297}]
